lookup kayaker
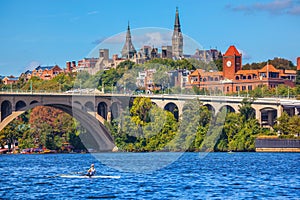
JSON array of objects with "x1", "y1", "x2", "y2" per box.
[{"x1": 87, "y1": 164, "x2": 96, "y2": 176}]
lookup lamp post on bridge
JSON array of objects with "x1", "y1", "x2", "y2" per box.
[{"x1": 30, "y1": 80, "x2": 33, "y2": 94}]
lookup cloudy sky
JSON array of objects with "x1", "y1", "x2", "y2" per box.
[{"x1": 0, "y1": 0, "x2": 299, "y2": 75}]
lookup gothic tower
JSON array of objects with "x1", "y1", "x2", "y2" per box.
[
  {"x1": 121, "y1": 22, "x2": 136, "y2": 59},
  {"x1": 172, "y1": 7, "x2": 183, "y2": 58}
]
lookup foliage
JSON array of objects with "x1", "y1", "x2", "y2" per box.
[
  {"x1": 110, "y1": 97, "x2": 178, "y2": 152},
  {"x1": 243, "y1": 57, "x2": 295, "y2": 70},
  {"x1": 238, "y1": 98, "x2": 256, "y2": 121},
  {"x1": 215, "y1": 98, "x2": 264, "y2": 152},
  {"x1": 237, "y1": 84, "x2": 297, "y2": 98},
  {"x1": 19, "y1": 73, "x2": 75, "y2": 92},
  {"x1": 0, "y1": 117, "x2": 28, "y2": 150},
  {"x1": 221, "y1": 112, "x2": 261, "y2": 152},
  {"x1": 28, "y1": 106, "x2": 81, "y2": 150},
  {"x1": 296, "y1": 70, "x2": 300, "y2": 85},
  {"x1": 0, "y1": 106, "x2": 85, "y2": 152},
  {"x1": 147, "y1": 58, "x2": 195, "y2": 70},
  {"x1": 274, "y1": 112, "x2": 300, "y2": 137},
  {"x1": 166, "y1": 99, "x2": 212, "y2": 151}
]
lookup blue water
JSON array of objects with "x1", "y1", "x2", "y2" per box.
[{"x1": 0, "y1": 153, "x2": 299, "y2": 199}]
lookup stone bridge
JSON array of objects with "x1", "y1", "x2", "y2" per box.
[{"x1": 1, "y1": 92, "x2": 300, "y2": 150}]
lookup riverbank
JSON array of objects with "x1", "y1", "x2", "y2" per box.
[{"x1": 255, "y1": 136, "x2": 300, "y2": 152}]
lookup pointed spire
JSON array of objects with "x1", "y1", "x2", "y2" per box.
[
  {"x1": 174, "y1": 7, "x2": 181, "y2": 33},
  {"x1": 122, "y1": 21, "x2": 136, "y2": 59},
  {"x1": 126, "y1": 21, "x2": 131, "y2": 39}
]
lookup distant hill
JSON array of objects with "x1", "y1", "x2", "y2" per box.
[{"x1": 243, "y1": 57, "x2": 295, "y2": 70}]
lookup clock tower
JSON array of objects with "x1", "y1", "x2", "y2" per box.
[{"x1": 223, "y1": 45, "x2": 242, "y2": 80}]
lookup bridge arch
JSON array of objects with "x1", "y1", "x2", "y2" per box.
[
  {"x1": 219, "y1": 105, "x2": 235, "y2": 113},
  {"x1": 260, "y1": 107, "x2": 277, "y2": 127},
  {"x1": 73, "y1": 101, "x2": 82, "y2": 109},
  {"x1": 98, "y1": 102, "x2": 108, "y2": 120},
  {"x1": 0, "y1": 100, "x2": 115, "y2": 151},
  {"x1": 16, "y1": 101, "x2": 26, "y2": 111},
  {"x1": 84, "y1": 101, "x2": 94, "y2": 112},
  {"x1": 30, "y1": 100, "x2": 38, "y2": 105},
  {"x1": 111, "y1": 102, "x2": 120, "y2": 121},
  {"x1": 151, "y1": 101, "x2": 158, "y2": 107},
  {"x1": 164, "y1": 102, "x2": 179, "y2": 121},
  {"x1": 204, "y1": 104, "x2": 215, "y2": 116},
  {"x1": 1, "y1": 100, "x2": 12, "y2": 120}
]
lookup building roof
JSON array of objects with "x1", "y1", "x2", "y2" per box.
[
  {"x1": 35, "y1": 66, "x2": 55, "y2": 71},
  {"x1": 24, "y1": 70, "x2": 32, "y2": 74},
  {"x1": 258, "y1": 64, "x2": 280, "y2": 73},
  {"x1": 4, "y1": 76, "x2": 19, "y2": 81},
  {"x1": 190, "y1": 69, "x2": 222, "y2": 77},
  {"x1": 224, "y1": 45, "x2": 241, "y2": 56},
  {"x1": 35, "y1": 65, "x2": 61, "y2": 71}
]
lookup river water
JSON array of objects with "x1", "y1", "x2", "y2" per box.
[{"x1": 0, "y1": 152, "x2": 299, "y2": 199}]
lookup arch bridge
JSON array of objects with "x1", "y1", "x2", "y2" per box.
[{"x1": 1, "y1": 92, "x2": 300, "y2": 149}]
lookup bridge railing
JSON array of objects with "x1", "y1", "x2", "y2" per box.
[{"x1": 0, "y1": 88, "x2": 297, "y2": 100}]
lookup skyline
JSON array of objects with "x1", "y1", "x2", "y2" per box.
[{"x1": 0, "y1": 0, "x2": 300, "y2": 76}]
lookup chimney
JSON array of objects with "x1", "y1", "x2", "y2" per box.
[
  {"x1": 113, "y1": 54, "x2": 118, "y2": 61},
  {"x1": 297, "y1": 57, "x2": 300, "y2": 71},
  {"x1": 72, "y1": 61, "x2": 76, "y2": 69},
  {"x1": 66, "y1": 61, "x2": 71, "y2": 72}
]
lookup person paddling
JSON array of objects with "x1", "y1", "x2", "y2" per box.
[{"x1": 87, "y1": 164, "x2": 96, "y2": 177}]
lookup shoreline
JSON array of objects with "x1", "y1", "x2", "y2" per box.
[{"x1": 1, "y1": 150, "x2": 300, "y2": 155}]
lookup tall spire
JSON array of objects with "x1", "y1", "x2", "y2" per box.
[
  {"x1": 121, "y1": 22, "x2": 136, "y2": 59},
  {"x1": 174, "y1": 7, "x2": 181, "y2": 33},
  {"x1": 172, "y1": 7, "x2": 183, "y2": 58}
]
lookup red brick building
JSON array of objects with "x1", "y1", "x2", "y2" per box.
[
  {"x1": 2, "y1": 76, "x2": 19, "y2": 85},
  {"x1": 188, "y1": 45, "x2": 296, "y2": 94},
  {"x1": 23, "y1": 65, "x2": 63, "y2": 81}
]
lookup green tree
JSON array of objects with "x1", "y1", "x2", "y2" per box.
[
  {"x1": 111, "y1": 97, "x2": 178, "y2": 152},
  {"x1": 296, "y1": 70, "x2": 300, "y2": 86},
  {"x1": 238, "y1": 98, "x2": 256, "y2": 121},
  {"x1": 0, "y1": 117, "x2": 24, "y2": 151},
  {"x1": 288, "y1": 115, "x2": 300, "y2": 137},
  {"x1": 274, "y1": 112, "x2": 290, "y2": 135}
]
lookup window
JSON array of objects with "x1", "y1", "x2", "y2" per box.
[
  {"x1": 248, "y1": 75, "x2": 252, "y2": 79},
  {"x1": 227, "y1": 86, "x2": 230, "y2": 92},
  {"x1": 236, "y1": 76, "x2": 239, "y2": 80},
  {"x1": 248, "y1": 85, "x2": 252, "y2": 90},
  {"x1": 236, "y1": 86, "x2": 240, "y2": 91},
  {"x1": 242, "y1": 86, "x2": 246, "y2": 91}
]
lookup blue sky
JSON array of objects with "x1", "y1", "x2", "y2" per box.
[{"x1": 0, "y1": 0, "x2": 300, "y2": 76}]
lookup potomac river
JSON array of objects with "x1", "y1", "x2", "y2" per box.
[{"x1": 0, "y1": 152, "x2": 299, "y2": 199}]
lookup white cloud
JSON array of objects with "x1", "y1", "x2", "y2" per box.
[
  {"x1": 228, "y1": 0, "x2": 300, "y2": 15},
  {"x1": 87, "y1": 11, "x2": 98, "y2": 15},
  {"x1": 238, "y1": 49, "x2": 252, "y2": 60},
  {"x1": 133, "y1": 32, "x2": 172, "y2": 48}
]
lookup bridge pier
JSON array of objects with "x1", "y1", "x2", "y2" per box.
[{"x1": 256, "y1": 109, "x2": 261, "y2": 125}]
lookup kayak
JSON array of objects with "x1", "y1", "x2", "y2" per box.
[{"x1": 60, "y1": 175, "x2": 121, "y2": 179}]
